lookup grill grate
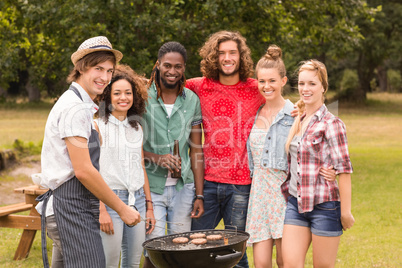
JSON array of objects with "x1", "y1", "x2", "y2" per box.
[{"x1": 144, "y1": 229, "x2": 249, "y2": 251}]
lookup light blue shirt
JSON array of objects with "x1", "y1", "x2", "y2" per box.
[{"x1": 247, "y1": 99, "x2": 294, "y2": 177}]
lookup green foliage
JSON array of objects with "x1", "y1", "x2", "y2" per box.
[
  {"x1": 0, "y1": 0, "x2": 374, "y2": 100},
  {"x1": 351, "y1": 0, "x2": 402, "y2": 99},
  {"x1": 1, "y1": 0, "x2": 400, "y2": 103},
  {"x1": 0, "y1": 2, "x2": 28, "y2": 87},
  {"x1": 340, "y1": 69, "x2": 359, "y2": 92},
  {"x1": 12, "y1": 139, "x2": 42, "y2": 157},
  {"x1": 337, "y1": 68, "x2": 364, "y2": 101}
]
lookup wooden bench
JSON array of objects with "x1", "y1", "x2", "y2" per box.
[
  {"x1": 0, "y1": 203, "x2": 41, "y2": 232},
  {"x1": 0, "y1": 185, "x2": 46, "y2": 260},
  {"x1": 0, "y1": 203, "x2": 33, "y2": 217}
]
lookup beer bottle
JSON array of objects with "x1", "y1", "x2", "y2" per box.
[{"x1": 171, "y1": 140, "x2": 181, "y2": 178}]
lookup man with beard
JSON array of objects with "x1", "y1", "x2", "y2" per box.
[
  {"x1": 186, "y1": 31, "x2": 265, "y2": 268},
  {"x1": 142, "y1": 42, "x2": 205, "y2": 268}
]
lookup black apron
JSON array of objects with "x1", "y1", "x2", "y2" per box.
[{"x1": 37, "y1": 85, "x2": 104, "y2": 268}]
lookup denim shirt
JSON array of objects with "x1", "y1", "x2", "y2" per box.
[{"x1": 247, "y1": 99, "x2": 294, "y2": 177}]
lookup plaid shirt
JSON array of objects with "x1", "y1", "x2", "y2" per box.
[{"x1": 281, "y1": 105, "x2": 353, "y2": 213}]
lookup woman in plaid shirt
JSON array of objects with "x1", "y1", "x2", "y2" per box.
[{"x1": 281, "y1": 60, "x2": 354, "y2": 267}]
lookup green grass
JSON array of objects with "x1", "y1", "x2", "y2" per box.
[
  {"x1": 0, "y1": 220, "x2": 53, "y2": 268},
  {"x1": 0, "y1": 100, "x2": 53, "y2": 148},
  {"x1": 1, "y1": 93, "x2": 402, "y2": 267},
  {"x1": 336, "y1": 147, "x2": 402, "y2": 267}
]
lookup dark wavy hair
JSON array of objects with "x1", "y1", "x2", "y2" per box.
[
  {"x1": 199, "y1": 31, "x2": 254, "y2": 81},
  {"x1": 96, "y1": 64, "x2": 148, "y2": 130},
  {"x1": 147, "y1": 41, "x2": 187, "y2": 100}
]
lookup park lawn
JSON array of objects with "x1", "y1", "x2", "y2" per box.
[
  {"x1": 0, "y1": 102, "x2": 52, "y2": 148},
  {"x1": 0, "y1": 92, "x2": 401, "y2": 267},
  {"x1": 335, "y1": 146, "x2": 402, "y2": 267}
]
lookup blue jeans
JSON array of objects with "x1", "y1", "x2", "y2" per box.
[
  {"x1": 191, "y1": 180, "x2": 251, "y2": 268},
  {"x1": 146, "y1": 183, "x2": 195, "y2": 239},
  {"x1": 101, "y1": 188, "x2": 146, "y2": 268}
]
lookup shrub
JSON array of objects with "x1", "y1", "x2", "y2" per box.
[
  {"x1": 12, "y1": 139, "x2": 42, "y2": 157},
  {"x1": 340, "y1": 69, "x2": 359, "y2": 93},
  {"x1": 336, "y1": 69, "x2": 359, "y2": 101}
]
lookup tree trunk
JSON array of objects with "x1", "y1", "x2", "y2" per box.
[
  {"x1": 0, "y1": 85, "x2": 6, "y2": 98},
  {"x1": 0, "y1": 149, "x2": 16, "y2": 170},
  {"x1": 355, "y1": 79, "x2": 368, "y2": 102},
  {"x1": 25, "y1": 69, "x2": 41, "y2": 102},
  {"x1": 376, "y1": 65, "x2": 387, "y2": 92},
  {"x1": 355, "y1": 52, "x2": 376, "y2": 102}
]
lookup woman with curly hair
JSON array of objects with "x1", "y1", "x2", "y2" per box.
[{"x1": 95, "y1": 64, "x2": 155, "y2": 268}]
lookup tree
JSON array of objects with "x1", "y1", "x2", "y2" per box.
[
  {"x1": 0, "y1": 0, "x2": 377, "y2": 102},
  {"x1": 346, "y1": 0, "x2": 401, "y2": 101}
]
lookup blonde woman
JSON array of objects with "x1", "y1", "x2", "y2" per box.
[{"x1": 281, "y1": 60, "x2": 354, "y2": 267}]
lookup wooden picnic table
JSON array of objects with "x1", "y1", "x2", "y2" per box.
[{"x1": 0, "y1": 185, "x2": 48, "y2": 260}]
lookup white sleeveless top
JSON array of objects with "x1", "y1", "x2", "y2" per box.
[{"x1": 95, "y1": 115, "x2": 144, "y2": 206}]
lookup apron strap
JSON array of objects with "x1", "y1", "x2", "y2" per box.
[
  {"x1": 69, "y1": 85, "x2": 83, "y2": 101},
  {"x1": 36, "y1": 190, "x2": 53, "y2": 268}
]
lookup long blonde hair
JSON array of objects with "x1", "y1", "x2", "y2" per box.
[{"x1": 285, "y1": 60, "x2": 328, "y2": 152}]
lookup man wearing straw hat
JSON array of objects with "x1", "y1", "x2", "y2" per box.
[{"x1": 36, "y1": 36, "x2": 141, "y2": 268}]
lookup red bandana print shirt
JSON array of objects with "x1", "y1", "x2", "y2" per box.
[{"x1": 186, "y1": 77, "x2": 265, "y2": 185}]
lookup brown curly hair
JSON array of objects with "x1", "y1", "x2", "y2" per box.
[
  {"x1": 199, "y1": 31, "x2": 254, "y2": 81},
  {"x1": 96, "y1": 64, "x2": 148, "y2": 130}
]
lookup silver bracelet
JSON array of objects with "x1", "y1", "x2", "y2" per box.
[{"x1": 195, "y1": 195, "x2": 204, "y2": 200}]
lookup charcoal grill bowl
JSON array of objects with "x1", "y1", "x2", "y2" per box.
[{"x1": 142, "y1": 229, "x2": 249, "y2": 268}]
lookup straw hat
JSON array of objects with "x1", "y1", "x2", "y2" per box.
[{"x1": 71, "y1": 36, "x2": 123, "y2": 66}]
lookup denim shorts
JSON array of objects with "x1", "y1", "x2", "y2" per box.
[{"x1": 284, "y1": 196, "x2": 343, "y2": 237}]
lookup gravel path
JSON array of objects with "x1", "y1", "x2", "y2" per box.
[{"x1": 0, "y1": 160, "x2": 41, "y2": 205}]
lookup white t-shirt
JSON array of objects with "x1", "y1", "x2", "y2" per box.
[
  {"x1": 36, "y1": 82, "x2": 98, "y2": 216},
  {"x1": 95, "y1": 115, "x2": 144, "y2": 206},
  {"x1": 163, "y1": 103, "x2": 178, "y2": 186}
]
